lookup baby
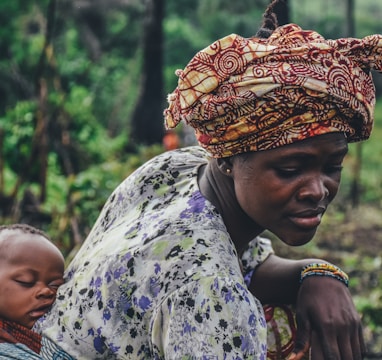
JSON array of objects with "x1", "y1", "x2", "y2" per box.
[{"x1": 0, "y1": 224, "x2": 64, "y2": 358}]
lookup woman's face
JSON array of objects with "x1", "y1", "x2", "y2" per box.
[{"x1": 231, "y1": 133, "x2": 348, "y2": 246}]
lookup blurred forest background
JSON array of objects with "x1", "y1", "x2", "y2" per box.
[{"x1": 0, "y1": 0, "x2": 381, "y2": 357}]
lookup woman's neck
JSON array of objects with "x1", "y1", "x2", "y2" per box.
[{"x1": 197, "y1": 160, "x2": 264, "y2": 256}]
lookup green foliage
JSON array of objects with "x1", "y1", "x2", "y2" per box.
[
  {"x1": 354, "y1": 1, "x2": 382, "y2": 37},
  {"x1": 0, "y1": 101, "x2": 37, "y2": 176},
  {"x1": 197, "y1": 3, "x2": 264, "y2": 40},
  {"x1": 340, "y1": 100, "x2": 382, "y2": 204},
  {"x1": 163, "y1": 1, "x2": 265, "y2": 93},
  {"x1": 166, "y1": 0, "x2": 199, "y2": 17},
  {"x1": 42, "y1": 144, "x2": 165, "y2": 255},
  {"x1": 353, "y1": 255, "x2": 382, "y2": 328},
  {"x1": 88, "y1": 55, "x2": 142, "y2": 136},
  {"x1": 291, "y1": 0, "x2": 382, "y2": 38},
  {"x1": 163, "y1": 17, "x2": 208, "y2": 93},
  {"x1": 58, "y1": 28, "x2": 91, "y2": 77}
]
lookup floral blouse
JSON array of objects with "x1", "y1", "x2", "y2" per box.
[{"x1": 37, "y1": 147, "x2": 274, "y2": 359}]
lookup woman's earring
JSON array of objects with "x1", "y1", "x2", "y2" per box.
[{"x1": 226, "y1": 168, "x2": 232, "y2": 174}]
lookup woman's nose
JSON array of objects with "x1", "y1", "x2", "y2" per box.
[{"x1": 297, "y1": 176, "x2": 329, "y2": 202}]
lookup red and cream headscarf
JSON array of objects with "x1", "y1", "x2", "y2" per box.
[{"x1": 164, "y1": 24, "x2": 382, "y2": 158}]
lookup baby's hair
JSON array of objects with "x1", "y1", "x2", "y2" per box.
[
  {"x1": 255, "y1": 0, "x2": 282, "y2": 39},
  {"x1": 0, "y1": 223, "x2": 50, "y2": 240}
]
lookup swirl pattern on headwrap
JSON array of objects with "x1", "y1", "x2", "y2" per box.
[{"x1": 164, "y1": 24, "x2": 382, "y2": 158}]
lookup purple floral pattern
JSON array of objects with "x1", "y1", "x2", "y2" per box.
[{"x1": 37, "y1": 147, "x2": 273, "y2": 359}]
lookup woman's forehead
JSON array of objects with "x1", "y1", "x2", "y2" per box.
[{"x1": 241, "y1": 133, "x2": 348, "y2": 161}]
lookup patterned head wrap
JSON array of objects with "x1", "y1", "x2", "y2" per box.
[{"x1": 164, "y1": 24, "x2": 382, "y2": 158}]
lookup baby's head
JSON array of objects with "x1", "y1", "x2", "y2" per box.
[{"x1": 0, "y1": 224, "x2": 65, "y2": 329}]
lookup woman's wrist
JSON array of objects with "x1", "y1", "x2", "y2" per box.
[{"x1": 300, "y1": 262, "x2": 349, "y2": 287}]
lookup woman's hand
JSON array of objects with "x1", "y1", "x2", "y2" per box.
[
  {"x1": 289, "y1": 276, "x2": 366, "y2": 360},
  {"x1": 249, "y1": 254, "x2": 365, "y2": 359}
]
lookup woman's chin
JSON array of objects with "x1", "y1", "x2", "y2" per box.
[{"x1": 277, "y1": 230, "x2": 316, "y2": 247}]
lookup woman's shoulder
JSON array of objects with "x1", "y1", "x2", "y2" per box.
[
  {"x1": 139, "y1": 146, "x2": 210, "y2": 172},
  {"x1": 117, "y1": 146, "x2": 209, "y2": 192}
]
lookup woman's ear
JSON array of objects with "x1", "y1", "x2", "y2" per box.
[{"x1": 217, "y1": 157, "x2": 233, "y2": 176}]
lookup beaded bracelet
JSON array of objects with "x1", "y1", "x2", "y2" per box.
[{"x1": 300, "y1": 263, "x2": 349, "y2": 287}]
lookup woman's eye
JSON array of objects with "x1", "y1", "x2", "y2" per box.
[
  {"x1": 325, "y1": 165, "x2": 343, "y2": 174},
  {"x1": 275, "y1": 167, "x2": 300, "y2": 177}
]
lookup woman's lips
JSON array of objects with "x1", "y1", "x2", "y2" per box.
[{"x1": 288, "y1": 210, "x2": 324, "y2": 229}]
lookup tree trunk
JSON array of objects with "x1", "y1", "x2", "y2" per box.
[
  {"x1": 130, "y1": 0, "x2": 165, "y2": 146},
  {"x1": 345, "y1": 0, "x2": 355, "y2": 37},
  {"x1": 0, "y1": 128, "x2": 3, "y2": 194},
  {"x1": 345, "y1": 0, "x2": 362, "y2": 207}
]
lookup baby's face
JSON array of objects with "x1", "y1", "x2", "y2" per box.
[{"x1": 0, "y1": 230, "x2": 64, "y2": 329}]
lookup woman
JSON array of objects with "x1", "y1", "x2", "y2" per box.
[{"x1": 37, "y1": 0, "x2": 382, "y2": 359}]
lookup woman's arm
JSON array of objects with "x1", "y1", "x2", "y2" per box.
[
  {"x1": 249, "y1": 254, "x2": 365, "y2": 360},
  {"x1": 249, "y1": 254, "x2": 319, "y2": 304}
]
